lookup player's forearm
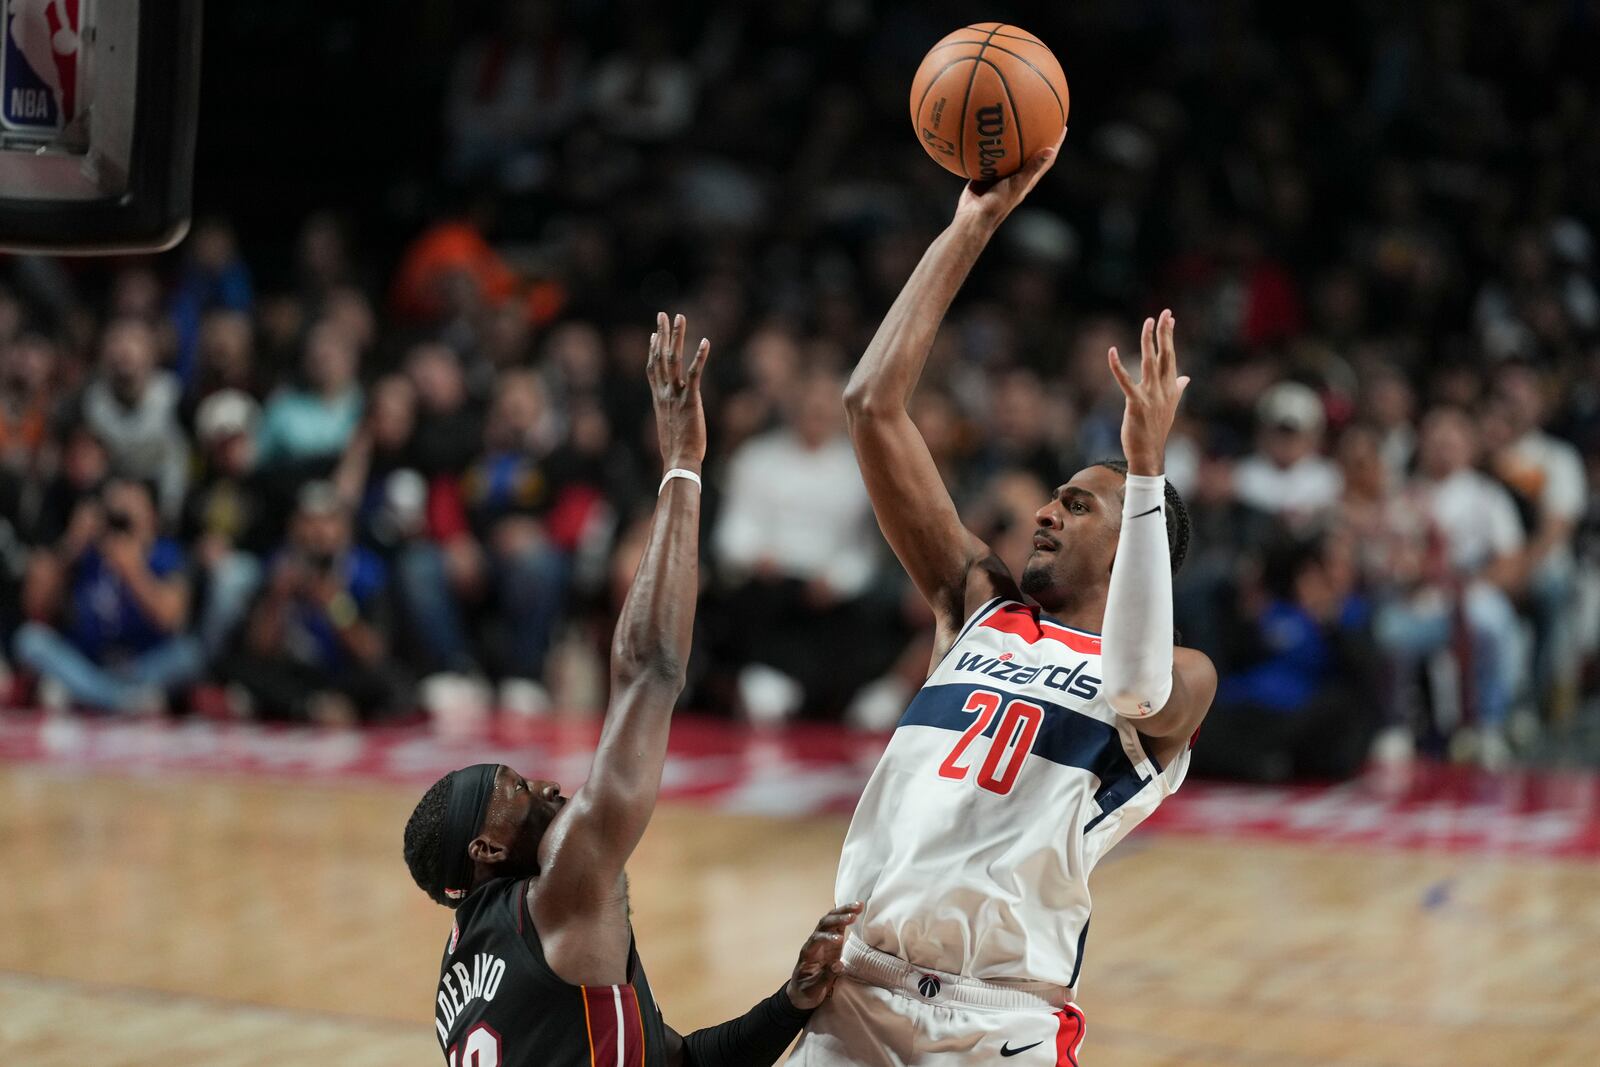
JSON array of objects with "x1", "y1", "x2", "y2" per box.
[
  {"x1": 1101, "y1": 473, "x2": 1175, "y2": 721},
  {"x1": 673, "y1": 984, "x2": 811, "y2": 1067},
  {"x1": 609, "y1": 478, "x2": 701, "y2": 696},
  {"x1": 844, "y1": 215, "x2": 996, "y2": 416}
]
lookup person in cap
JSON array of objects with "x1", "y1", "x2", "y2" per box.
[
  {"x1": 184, "y1": 389, "x2": 268, "y2": 655},
  {"x1": 403, "y1": 315, "x2": 861, "y2": 1067},
  {"x1": 1232, "y1": 380, "x2": 1343, "y2": 528}
]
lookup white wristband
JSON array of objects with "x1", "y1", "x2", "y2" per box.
[{"x1": 659, "y1": 468, "x2": 702, "y2": 494}]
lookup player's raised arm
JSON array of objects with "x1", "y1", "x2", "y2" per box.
[
  {"x1": 533, "y1": 313, "x2": 708, "y2": 918},
  {"x1": 843, "y1": 134, "x2": 1063, "y2": 630},
  {"x1": 1100, "y1": 310, "x2": 1217, "y2": 753}
]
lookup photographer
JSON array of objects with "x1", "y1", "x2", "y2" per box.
[
  {"x1": 13, "y1": 477, "x2": 202, "y2": 713},
  {"x1": 219, "y1": 481, "x2": 405, "y2": 724}
]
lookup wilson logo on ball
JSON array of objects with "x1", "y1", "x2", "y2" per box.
[
  {"x1": 974, "y1": 104, "x2": 1007, "y2": 179},
  {"x1": 917, "y1": 973, "x2": 942, "y2": 998}
]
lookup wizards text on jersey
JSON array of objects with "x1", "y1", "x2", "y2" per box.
[{"x1": 951, "y1": 650, "x2": 1101, "y2": 702}]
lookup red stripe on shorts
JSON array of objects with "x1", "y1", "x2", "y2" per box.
[{"x1": 1053, "y1": 1004, "x2": 1086, "y2": 1066}]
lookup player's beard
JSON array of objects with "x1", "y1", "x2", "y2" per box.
[{"x1": 1020, "y1": 551, "x2": 1056, "y2": 598}]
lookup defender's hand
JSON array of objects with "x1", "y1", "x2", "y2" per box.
[
  {"x1": 785, "y1": 902, "x2": 863, "y2": 1011},
  {"x1": 1108, "y1": 308, "x2": 1190, "y2": 477},
  {"x1": 647, "y1": 311, "x2": 710, "y2": 473},
  {"x1": 953, "y1": 127, "x2": 1065, "y2": 231}
]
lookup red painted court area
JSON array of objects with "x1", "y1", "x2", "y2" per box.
[{"x1": 3, "y1": 712, "x2": 1598, "y2": 858}]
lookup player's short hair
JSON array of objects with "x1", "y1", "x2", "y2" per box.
[
  {"x1": 403, "y1": 774, "x2": 457, "y2": 908},
  {"x1": 1093, "y1": 459, "x2": 1191, "y2": 573}
]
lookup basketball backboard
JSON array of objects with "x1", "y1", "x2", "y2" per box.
[{"x1": 0, "y1": 0, "x2": 201, "y2": 255}]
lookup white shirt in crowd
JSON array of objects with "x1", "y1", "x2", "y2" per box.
[
  {"x1": 1422, "y1": 468, "x2": 1526, "y2": 573},
  {"x1": 1505, "y1": 430, "x2": 1588, "y2": 521},
  {"x1": 1233, "y1": 453, "x2": 1344, "y2": 520},
  {"x1": 713, "y1": 431, "x2": 878, "y2": 598}
]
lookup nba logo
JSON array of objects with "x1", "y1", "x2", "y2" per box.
[{"x1": 1, "y1": 0, "x2": 80, "y2": 133}]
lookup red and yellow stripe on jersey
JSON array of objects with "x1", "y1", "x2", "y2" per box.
[{"x1": 579, "y1": 983, "x2": 647, "y2": 1067}]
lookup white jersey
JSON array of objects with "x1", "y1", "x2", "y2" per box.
[{"x1": 835, "y1": 597, "x2": 1189, "y2": 990}]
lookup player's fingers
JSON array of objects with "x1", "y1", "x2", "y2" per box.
[
  {"x1": 686, "y1": 338, "x2": 710, "y2": 386},
  {"x1": 659, "y1": 312, "x2": 678, "y2": 381},
  {"x1": 1107, "y1": 347, "x2": 1135, "y2": 395},
  {"x1": 646, "y1": 329, "x2": 659, "y2": 375},
  {"x1": 672, "y1": 314, "x2": 688, "y2": 385},
  {"x1": 1139, "y1": 316, "x2": 1156, "y2": 371},
  {"x1": 1177, "y1": 374, "x2": 1192, "y2": 402},
  {"x1": 1159, "y1": 309, "x2": 1177, "y2": 380},
  {"x1": 652, "y1": 312, "x2": 669, "y2": 371}
]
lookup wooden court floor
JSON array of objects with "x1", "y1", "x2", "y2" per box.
[{"x1": 2, "y1": 766, "x2": 1598, "y2": 1066}]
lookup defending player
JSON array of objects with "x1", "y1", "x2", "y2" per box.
[
  {"x1": 404, "y1": 313, "x2": 862, "y2": 1067},
  {"x1": 790, "y1": 140, "x2": 1217, "y2": 1065}
]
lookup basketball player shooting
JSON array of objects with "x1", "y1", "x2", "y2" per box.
[
  {"x1": 403, "y1": 314, "x2": 862, "y2": 1067},
  {"x1": 789, "y1": 138, "x2": 1217, "y2": 1065}
]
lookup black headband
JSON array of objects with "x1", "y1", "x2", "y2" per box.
[{"x1": 437, "y1": 763, "x2": 502, "y2": 903}]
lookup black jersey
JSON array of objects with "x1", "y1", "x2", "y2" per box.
[{"x1": 434, "y1": 877, "x2": 670, "y2": 1067}]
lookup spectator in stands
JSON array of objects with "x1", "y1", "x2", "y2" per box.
[
  {"x1": 1334, "y1": 422, "x2": 1412, "y2": 587},
  {"x1": 1191, "y1": 532, "x2": 1379, "y2": 782},
  {"x1": 1363, "y1": 365, "x2": 1418, "y2": 479},
  {"x1": 255, "y1": 319, "x2": 363, "y2": 471},
  {"x1": 191, "y1": 310, "x2": 260, "y2": 406},
  {"x1": 710, "y1": 371, "x2": 882, "y2": 721},
  {"x1": 184, "y1": 390, "x2": 269, "y2": 656},
  {"x1": 1233, "y1": 381, "x2": 1342, "y2": 528},
  {"x1": 222, "y1": 481, "x2": 402, "y2": 724},
  {"x1": 14, "y1": 477, "x2": 201, "y2": 713},
  {"x1": 970, "y1": 368, "x2": 1079, "y2": 490},
  {"x1": 335, "y1": 374, "x2": 424, "y2": 557},
  {"x1": 405, "y1": 343, "x2": 480, "y2": 479},
  {"x1": 444, "y1": 0, "x2": 585, "y2": 187},
  {"x1": 397, "y1": 370, "x2": 569, "y2": 713},
  {"x1": 1373, "y1": 408, "x2": 1526, "y2": 766},
  {"x1": 171, "y1": 218, "x2": 254, "y2": 393},
  {"x1": 78, "y1": 319, "x2": 189, "y2": 523},
  {"x1": 1489, "y1": 362, "x2": 1588, "y2": 717},
  {"x1": 0, "y1": 332, "x2": 54, "y2": 476},
  {"x1": 590, "y1": 23, "x2": 696, "y2": 143}
]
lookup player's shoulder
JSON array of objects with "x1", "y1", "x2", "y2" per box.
[{"x1": 1174, "y1": 642, "x2": 1217, "y2": 679}]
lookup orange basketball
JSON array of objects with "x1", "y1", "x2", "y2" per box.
[{"x1": 909, "y1": 23, "x2": 1070, "y2": 181}]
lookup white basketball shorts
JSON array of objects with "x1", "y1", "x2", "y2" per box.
[{"x1": 788, "y1": 937, "x2": 1087, "y2": 1066}]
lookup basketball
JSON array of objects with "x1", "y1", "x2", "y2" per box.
[{"x1": 910, "y1": 23, "x2": 1070, "y2": 181}]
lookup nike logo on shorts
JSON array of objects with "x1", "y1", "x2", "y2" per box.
[{"x1": 1000, "y1": 1040, "x2": 1043, "y2": 1057}]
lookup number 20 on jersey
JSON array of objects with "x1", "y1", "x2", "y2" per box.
[{"x1": 937, "y1": 689, "x2": 1043, "y2": 795}]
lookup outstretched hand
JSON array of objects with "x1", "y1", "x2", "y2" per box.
[
  {"x1": 647, "y1": 311, "x2": 710, "y2": 473},
  {"x1": 784, "y1": 902, "x2": 863, "y2": 1011},
  {"x1": 954, "y1": 126, "x2": 1066, "y2": 230},
  {"x1": 1108, "y1": 308, "x2": 1190, "y2": 477}
]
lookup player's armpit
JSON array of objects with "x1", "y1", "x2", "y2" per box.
[{"x1": 1133, "y1": 647, "x2": 1217, "y2": 756}]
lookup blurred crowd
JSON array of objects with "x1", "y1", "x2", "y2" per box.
[{"x1": 0, "y1": 0, "x2": 1597, "y2": 771}]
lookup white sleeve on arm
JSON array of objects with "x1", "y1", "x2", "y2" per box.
[{"x1": 1100, "y1": 473, "x2": 1174, "y2": 720}]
